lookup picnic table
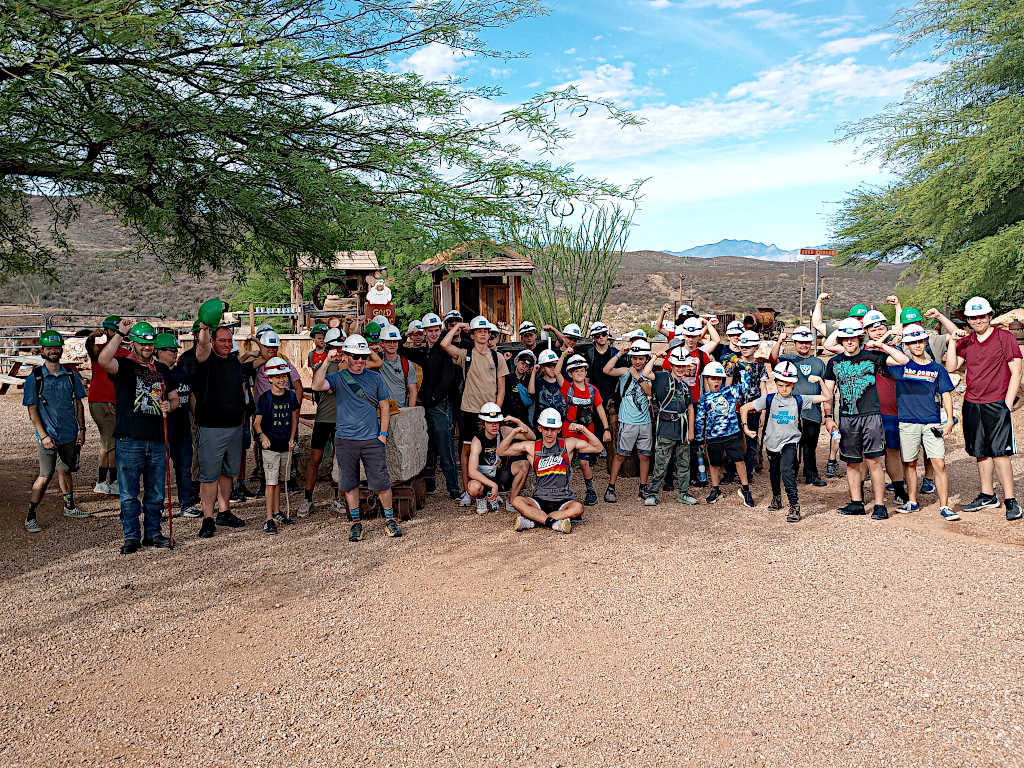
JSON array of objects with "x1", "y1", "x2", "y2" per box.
[{"x1": 0, "y1": 354, "x2": 88, "y2": 395}]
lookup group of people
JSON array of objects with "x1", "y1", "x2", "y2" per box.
[{"x1": 21, "y1": 291, "x2": 1022, "y2": 551}]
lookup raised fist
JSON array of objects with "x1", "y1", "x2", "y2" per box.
[{"x1": 818, "y1": 292, "x2": 831, "y2": 303}]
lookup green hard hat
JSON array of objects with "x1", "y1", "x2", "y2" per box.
[
  {"x1": 848, "y1": 304, "x2": 870, "y2": 318},
  {"x1": 102, "y1": 315, "x2": 121, "y2": 331},
  {"x1": 128, "y1": 321, "x2": 157, "y2": 344},
  {"x1": 154, "y1": 332, "x2": 180, "y2": 350},
  {"x1": 900, "y1": 306, "x2": 923, "y2": 324},
  {"x1": 39, "y1": 329, "x2": 64, "y2": 348},
  {"x1": 311, "y1": 323, "x2": 328, "y2": 336},
  {"x1": 197, "y1": 298, "x2": 225, "y2": 329},
  {"x1": 363, "y1": 321, "x2": 381, "y2": 341}
]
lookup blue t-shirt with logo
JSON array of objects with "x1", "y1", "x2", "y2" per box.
[
  {"x1": 255, "y1": 389, "x2": 299, "y2": 451},
  {"x1": 326, "y1": 369, "x2": 390, "y2": 440},
  {"x1": 617, "y1": 372, "x2": 652, "y2": 425},
  {"x1": 888, "y1": 360, "x2": 954, "y2": 424}
]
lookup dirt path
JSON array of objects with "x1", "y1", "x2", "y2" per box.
[{"x1": 1, "y1": 394, "x2": 1023, "y2": 767}]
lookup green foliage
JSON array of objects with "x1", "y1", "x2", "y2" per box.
[
  {"x1": 0, "y1": 1, "x2": 641, "y2": 282},
  {"x1": 832, "y1": 0, "x2": 1024, "y2": 312}
]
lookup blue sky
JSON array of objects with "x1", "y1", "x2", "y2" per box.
[{"x1": 397, "y1": 0, "x2": 942, "y2": 252}]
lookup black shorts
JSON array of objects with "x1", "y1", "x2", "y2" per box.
[
  {"x1": 481, "y1": 459, "x2": 524, "y2": 492},
  {"x1": 529, "y1": 496, "x2": 575, "y2": 514},
  {"x1": 963, "y1": 401, "x2": 1016, "y2": 458},
  {"x1": 706, "y1": 435, "x2": 744, "y2": 467},
  {"x1": 838, "y1": 413, "x2": 885, "y2": 464},
  {"x1": 311, "y1": 422, "x2": 334, "y2": 451},
  {"x1": 461, "y1": 411, "x2": 480, "y2": 445},
  {"x1": 335, "y1": 438, "x2": 390, "y2": 492}
]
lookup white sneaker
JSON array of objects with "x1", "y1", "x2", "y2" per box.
[
  {"x1": 63, "y1": 505, "x2": 91, "y2": 519},
  {"x1": 103, "y1": 480, "x2": 119, "y2": 496},
  {"x1": 297, "y1": 499, "x2": 313, "y2": 518},
  {"x1": 514, "y1": 514, "x2": 535, "y2": 532},
  {"x1": 475, "y1": 498, "x2": 488, "y2": 515},
  {"x1": 459, "y1": 491, "x2": 473, "y2": 507},
  {"x1": 330, "y1": 498, "x2": 346, "y2": 514},
  {"x1": 93, "y1": 482, "x2": 106, "y2": 494},
  {"x1": 551, "y1": 519, "x2": 572, "y2": 534}
]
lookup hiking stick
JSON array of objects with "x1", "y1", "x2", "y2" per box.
[
  {"x1": 284, "y1": 448, "x2": 292, "y2": 520},
  {"x1": 161, "y1": 395, "x2": 175, "y2": 548}
]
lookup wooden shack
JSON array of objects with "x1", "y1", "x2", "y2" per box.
[
  {"x1": 418, "y1": 240, "x2": 535, "y2": 338},
  {"x1": 293, "y1": 250, "x2": 381, "y2": 329}
]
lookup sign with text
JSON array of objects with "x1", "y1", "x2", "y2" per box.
[{"x1": 800, "y1": 248, "x2": 837, "y2": 256}]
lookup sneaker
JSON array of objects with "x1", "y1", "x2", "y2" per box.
[
  {"x1": 25, "y1": 518, "x2": 42, "y2": 533},
  {"x1": 1006, "y1": 498, "x2": 1023, "y2": 522},
  {"x1": 896, "y1": 500, "x2": 919, "y2": 513},
  {"x1": 809, "y1": 476, "x2": 828, "y2": 488},
  {"x1": 448, "y1": 489, "x2": 461, "y2": 501},
  {"x1": 120, "y1": 539, "x2": 141, "y2": 555},
  {"x1": 604, "y1": 485, "x2": 617, "y2": 503},
  {"x1": 264, "y1": 519, "x2": 278, "y2": 534},
  {"x1": 330, "y1": 498, "x2": 347, "y2": 515},
  {"x1": 273, "y1": 512, "x2": 294, "y2": 526},
  {"x1": 637, "y1": 483, "x2": 649, "y2": 500},
  {"x1": 93, "y1": 481, "x2": 106, "y2": 494},
  {"x1": 181, "y1": 504, "x2": 203, "y2": 518},
  {"x1": 551, "y1": 519, "x2": 571, "y2": 534},
  {"x1": 583, "y1": 488, "x2": 598, "y2": 506},
  {"x1": 216, "y1": 510, "x2": 246, "y2": 528},
  {"x1": 676, "y1": 493, "x2": 700, "y2": 505},
  {"x1": 103, "y1": 480, "x2": 120, "y2": 495},
  {"x1": 786, "y1": 504, "x2": 801, "y2": 523},
  {"x1": 458, "y1": 491, "x2": 473, "y2": 507},
  {"x1": 475, "y1": 498, "x2": 488, "y2": 515},
  {"x1": 349, "y1": 521, "x2": 364, "y2": 542},
  {"x1": 837, "y1": 500, "x2": 866, "y2": 516},
  {"x1": 824, "y1": 460, "x2": 838, "y2": 479},
  {"x1": 63, "y1": 505, "x2": 91, "y2": 519},
  {"x1": 939, "y1": 506, "x2": 960, "y2": 522},
  {"x1": 706, "y1": 487, "x2": 722, "y2": 504},
  {"x1": 767, "y1": 495, "x2": 783, "y2": 511},
  {"x1": 870, "y1": 504, "x2": 889, "y2": 520},
  {"x1": 142, "y1": 534, "x2": 172, "y2": 548},
  {"x1": 297, "y1": 499, "x2": 314, "y2": 518},
  {"x1": 893, "y1": 489, "x2": 909, "y2": 506},
  {"x1": 962, "y1": 493, "x2": 1000, "y2": 513},
  {"x1": 198, "y1": 517, "x2": 216, "y2": 538},
  {"x1": 514, "y1": 514, "x2": 536, "y2": 532},
  {"x1": 919, "y1": 478, "x2": 936, "y2": 495},
  {"x1": 739, "y1": 488, "x2": 755, "y2": 508},
  {"x1": 643, "y1": 495, "x2": 658, "y2": 507},
  {"x1": 384, "y1": 519, "x2": 403, "y2": 537},
  {"x1": 885, "y1": 482, "x2": 894, "y2": 492}
]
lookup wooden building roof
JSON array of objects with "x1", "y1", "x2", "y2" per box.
[
  {"x1": 419, "y1": 240, "x2": 535, "y2": 275},
  {"x1": 296, "y1": 251, "x2": 379, "y2": 271}
]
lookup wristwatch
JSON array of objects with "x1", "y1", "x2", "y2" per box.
[{"x1": 379, "y1": 431, "x2": 389, "y2": 437}]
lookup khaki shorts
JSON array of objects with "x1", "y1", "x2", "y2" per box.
[
  {"x1": 89, "y1": 402, "x2": 116, "y2": 452},
  {"x1": 898, "y1": 422, "x2": 945, "y2": 462},
  {"x1": 38, "y1": 441, "x2": 74, "y2": 478},
  {"x1": 262, "y1": 448, "x2": 291, "y2": 486}
]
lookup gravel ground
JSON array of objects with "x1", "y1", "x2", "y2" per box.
[{"x1": 1, "y1": 393, "x2": 1024, "y2": 768}]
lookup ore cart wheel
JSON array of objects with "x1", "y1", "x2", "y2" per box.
[{"x1": 312, "y1": 277, "x2": 348, "y2": 310}]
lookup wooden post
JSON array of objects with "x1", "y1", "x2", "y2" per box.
[
  {"x1": 514, "y1": 276, "x2": 523, "y2": 338},
  {"x1": 249, "y1": 303, "x2": 255, "y2": 336},
  {"x1": 453, "y1": 276, "x2": 461, "y2": 315}
]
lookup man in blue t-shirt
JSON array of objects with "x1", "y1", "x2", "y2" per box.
[
  {"x1": 888, "y1": 324, "x2": 957, "y2": 520},
  {"x1": 311, "y1": 334, "x2": 401, "y2": 543}
]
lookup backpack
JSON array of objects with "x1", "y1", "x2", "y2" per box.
[
  {"x1": 653, "y1": 375, "x2": 691, "y2": 436},
  {"x1": 32, "y1": 364, "x2": 77, "y2": 410},
  {"x1": 461, "y1": 347, "x2": 500, "y2": 396},
  {"x1": 618, "y1": 373, "x2": 652, "y2": 420},
  {"x1": 764, "y1": 392, "x2": 804, "y2": 432}
]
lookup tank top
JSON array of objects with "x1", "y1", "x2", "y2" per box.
[
  {"x1": 533, "y1": 439, "x2": 572, "y2": 502},
  {"x1": 478, "y1": 433, "x2": 499, "y2": 478}
]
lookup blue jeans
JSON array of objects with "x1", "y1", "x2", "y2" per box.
[
  {"x1": 425, "y1": 402, "x2": 459, "y2": 494},
  {"x1": 169, "y1": 423, "x2": 198, "y2": 508},
  {"x1": 116, "y1": 437, "x2": 166, "y2": 542}
]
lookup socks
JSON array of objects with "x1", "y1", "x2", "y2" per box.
[
  {"x1": 585, "y1": 477, "x2": 595, "y2": 492},
  {"x1": 544, "y1": 516, "x2": 556, "y2": 528},
  {"x1": 350, "y1": 506, "x2": 361, "y2": 523},
  {"x1": 383, "y1": 507, "x2": 394, "y2": 520},
  {"x1": 304, "y1": 489, "x2": 313, "y2": 502},
  {"x1": 98, "y1": 467, "x2": 108, "y2": 483},
  {"x1": 63, "y1": 492, "x2": 75, "y2": 509},
  {"x1": 893, "y1": 480, "x2": 907, "y2": 498},
  {"x1": 109, "y1": 467, "x2": 117, "y2": 483},
  {"x1": 27, "y1": 501, "x2": 39, "y2": 522},
  {"x1": 606, "y1": 483, "x2": 615, "y2": 490}
]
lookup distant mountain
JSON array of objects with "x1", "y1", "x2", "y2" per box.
[{"x1": 664, "y1": 239, "x2": 826, "y2": 262}]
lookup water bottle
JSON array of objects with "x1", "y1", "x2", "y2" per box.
[
  {"x1": 831, "y1": 429, "x2": 842, "y2": 444},
  {"x1": 932, "y1": 414, "x2": 959, "y2": 439},
  {"x1": 697, "y1": 452, "x2": 707, "y2": 483}
]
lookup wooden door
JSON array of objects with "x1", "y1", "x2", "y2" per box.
[{"x1": 483, "y1": 285, "x2": 509, "y2": 325}]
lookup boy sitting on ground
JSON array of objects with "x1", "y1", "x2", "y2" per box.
[{"x1": 466, "y1": 402, "x2": 535, "y2": 514}]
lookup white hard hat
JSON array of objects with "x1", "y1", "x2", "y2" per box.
[
  {"x1": 342, "y1": 334, "x2": 371, "y2": 355},
  {"x1": 629, "y1": 339, "x2": 652, "y2": 356},
  {"x1": 790, "y1": 326, "x2": 815, "y2": 342},
  {"x1": 703, "y1": 361, "x2": 727, "y2": 378},
  {"x1": 565, "y1": 354, "x2": 588, "y2": 372},
  {"x1": 538, "y1": 349, "x2": 559, "y2": 365},
  {"x1": 444, "y1": 309, "x2": 463, "y2": 321},
  {"x1": 668, "y1": 348, "x2": 694, "y2": 367},
  {"x1": 589, "y1": 321, "x2": 609, "y2": 336},
  {"x1": 739, "y1": 330, "x2": 761, "y2": 347},
  {"x1": 479, "y1": 402, "x2": 504, "y2": 423},
  {"x1": 264, "y1": 356, "x2": 290, "y2": 377},
  {"x1": 726, "y1": 320, "x2": 745, "y2": 335},
  {"x1": 370, "y1": 314, "x2": 389, "y2": 328},
  {"x1": 421, "y1": 313, "x2": 442, "y2": 329},
  {"x1": 836, "y1": 318, "x2": 865, "y2": 338},
  {"x1": 901, "y1": 323, "x2": 928, "y2": 343},
  {"x1": 675, "y1": 304, "x2": 695, "y2": 319},
  {"x1": 625, "y1": 328, "x2": 648, "y2": 341},
  {"x1": 964, "y1": 296, "x2": 993, "y2": 317},
  {"x1": 515, "y1": 349, "x2": 536, "y2": 363},
  {"x1": 324, "y1": 328, "x2": 344, "y2": 347},
  {"x1": 519, "y1": 320, "x2": 537, "y2": 334},
  {"x1": 681, "y1": 318, "x2": 704, "y2": 337},
  {"x1": 772, "y1": 361, "x2": 799, "y2": 383},
  {"x1": 562, "y1": 323, "x2": 583, "y2": 339},
  {"x1": 537, "y1": 408, "x2": 563, "y2": 429},
  {"x1": 379, "y1": 325, "x2": 402, "y2": 341},
  {"x1": 256, "y1": 322, "x2": 274, "y2": 334},
  {"x1": 406, "y1": 320, "x2": 424, "y2": 333},
  {"x1": 861, "y1": 309, "x2": 888, "y2": 328},
  {"x1": 469, "y1": 315, "x2": 490, "y2": 331},
  {"x1": 258, "y1": 329, "x2": 281, "y2": 346}
]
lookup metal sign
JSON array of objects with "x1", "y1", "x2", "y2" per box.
[{"x1": 799, "y1": 248, "x2": 837, "y2": 256}]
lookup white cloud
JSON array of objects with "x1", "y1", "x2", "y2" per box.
[
  {"x1": 648, "y1": 0, "x2": 672, "y2": 8},
  {"x1": 593, "y1": 34, "x2": 604, "y2": 41},
  {"x1": 733, "y1": 9, "x2": 800, "y2": 30},
  {"x1": 816, "y1": 33, "x2": 893, "y2": 57},
  {"x1": 558, "y1": 62, "x2": 657, "y2": 105},
  {"x1": 683, "y1": 0, "x2": 761, "y2": 7},
  {"x1": 397, "y1": 42, "x2": 473, "y2": 81},
  {"x1": 563, "y1": 47, "x2": 576, "y2": 54}
]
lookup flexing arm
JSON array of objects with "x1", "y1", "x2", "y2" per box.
[
  {"x1": 602, "y1": 350, "x2": 631, "y2": 379},
  {"x1": 700, "y1": 318, "x2": 720, "y2": 355},
  {"x1": 542, "y1": 325, "x2": 568, "y2": 349},
  {"x1": 769, "y1": 332, "x2": 788, "y2": 365},
  {"x1": 945, "y1": 332, "x2": 964, "y2": 373},
  {"x1": 98, "y1": 317, "x2": 133, "y2": 375},
  {"x1": 440, "y1": 323, "x2": 467, "y2": 361},
  {"x1": 655, "y1": 303, "x2": 670, "y2": 334},
  {"x1": 566, "y1": 422, "x2": 604, "y2": 456},
  {"x1": 811, "y1": 293, "x2": 829, "y2": 338},
  {"x1": 925, "y1": 308, "x2": 962, "y2": 337},
  {"x1": 554, "y1": 349, "x2": 568, "y2": 387},
  {"x1": 501, "y1": 416, "x2": 536, "y2": 443},
  {"x1": 497, "y1": 427, "x2": 533, "y2": 458},
  {"x1": 312, "y1": 352, "x2": 338, "y2": 391}
]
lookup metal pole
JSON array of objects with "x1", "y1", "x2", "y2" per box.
[{"x1": 813, "y1": 253, "x2": 821, "y2": 356}]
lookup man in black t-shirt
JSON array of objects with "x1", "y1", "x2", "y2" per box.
[
  {"x1": 193, "y1": 324, "x2": 248, "y2": 538},
  {"x1": 98, "y1": 318, "x2": 179, "y2": 554}
]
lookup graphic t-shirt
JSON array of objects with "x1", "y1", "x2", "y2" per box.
[
  {"x1": 560, "y1": 380, "x2": 603, "y2": 438},
  {"x1": 731, "y1": 358, "x2": 768, "y2": 404},
  {"x1": 751, "y1": 393, "x2": 817, "y2": 453},
  {"x1": 824, "y1": 349, "x2": 888, "y2": 416},
  {"x1": 326, "y1": 368, "x2": 390, "y2": 440},
  {"x1": 255, "y1": 389, "x2": 299, "y2": 451},
  {"x1": 651, "y1": 371, "x2": 694, "y2": 441},
  {"x1": 308, "y1": 348, "x2": 328, "y2": 369},
  {"x1": 956, "y1": 328, "x2": 1023, "y2": 404},
  {"x1": 695, "y1": 384, "x2": 743, "y2": 442},
  {"x1": 779, "y1": 354, "x2": 826, "y2": 423},
  {"x1": 165, "y1": 364, "x2": 192, "y2": 435},
  {"x1": 110, "y1": 358, "x2": 176, "y2": 443},
  {"x1": 476, "y1": 433, "x2": 500, "y2": 479},
  {"x1": 616, "y1": 371, "x2": 652, "y2": 425},
  {"x1": 888, "y1": 360, "x2": 954, "y2": 424},
  {"x1": 535, "y1": 377, "x2": 565, "y2": 421},
  {"x1": 678, "y1": 348, "x2": 711, "y2": 402}
]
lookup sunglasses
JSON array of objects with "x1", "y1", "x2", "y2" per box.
[
  {"x1": 592, "y1": 332, "x2": 608, "y2": 338},
  {"x1": 349, "y1": 354, "x2": 370, "y2": 360}
]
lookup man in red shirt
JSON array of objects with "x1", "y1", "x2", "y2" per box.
[
  {"x1": 85, "y1": 316, "x2": 131, "y2": 495},
  {"x1": 946, "y1": 296, "x2": 1022, "y2": 520}
]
